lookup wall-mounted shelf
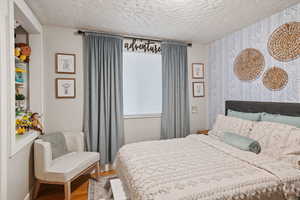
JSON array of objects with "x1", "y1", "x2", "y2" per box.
[
  {"x1": 12, "y1": 130, "x2": 39, "y2": 155},
  {"x1": 9, "y1": 0, "x2": 44, "y2": 156}
]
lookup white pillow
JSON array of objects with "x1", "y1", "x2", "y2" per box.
[
  {"x1": 249, "y1": 121, "x2": 295, "y2": 159},
  {"x1": 210, "y1": 114, "x2": 256, "y2": 138},
  {"x1": 283, "y1": 128, "x2": 300, "y2": 155},
  {"x1": 279, "y1": 128, "x2": 300, "y2": 169}
]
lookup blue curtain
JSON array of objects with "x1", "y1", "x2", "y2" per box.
[
  {"x1": 161, "y1": 41, "x2": 190, "y2": 139},
  {"x1": 83, "y1": 33, "x2": 124, "y2": 165}
]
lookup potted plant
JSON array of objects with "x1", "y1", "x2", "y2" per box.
[{"x1": 16, "y1": 93, "x2": 25, "y2": 109}]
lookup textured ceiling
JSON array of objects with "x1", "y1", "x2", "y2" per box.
[{"x1": 25, "y1": 0, "x2": 300, "y2": 43}]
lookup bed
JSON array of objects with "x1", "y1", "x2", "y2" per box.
[{"x1": 114, "y1": 101, "x2": 300, "y2": 200}]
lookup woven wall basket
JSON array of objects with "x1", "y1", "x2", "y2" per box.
[
  {"x1": 263, "y1": 67, "x2": 288, "y2": 91},
  {"x1": 234, "y1": 48, "x2": 265, "y2": 81},
  {"x1": 268, "y1": 22, "x2": 300, "y2": 62}
]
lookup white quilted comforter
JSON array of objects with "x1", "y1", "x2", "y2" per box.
[{"x1": 114, "y1": 134, "x2": 300, "y2": 200}]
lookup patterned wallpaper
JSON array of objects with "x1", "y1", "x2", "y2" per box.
[{"x1": 207, "y1": 3, "x2": 300, "y2": 128}]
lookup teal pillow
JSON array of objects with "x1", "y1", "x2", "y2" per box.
[
  {"x1": 227, "y1": 109, "x2": 261, "y2": 121},
  {"x1": 223, "y1": 132, "x2": 261, "y2": 154},
  {"x1": 261, "y1": 113, "x2": 300, "y2": 128}
]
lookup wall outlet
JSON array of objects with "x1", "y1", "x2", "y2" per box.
[{"x1": 191, "y1": 105, "x2": 198, "y2": 113}]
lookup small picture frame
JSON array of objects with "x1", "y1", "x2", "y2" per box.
[
  {"x1": 192, "y1": 63, "x2": 204, "y2": 79},
  {"x1": 193, "y1": 82, "x2": 205, "y2": 97},
  {"x1": 55, "y1": 78, "x2": 76, "y2": 99},
  {"x1": 56, "y1": 53, "x2": 76, "y2": 74}
]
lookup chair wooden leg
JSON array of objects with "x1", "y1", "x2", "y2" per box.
[
  {"x1": 95, "y1": 162, "x2": 100, "y2": 181},
  {"x1": 33, "y1": 180, "x2": 41, "y2": 199},
  {"x1": 64, "y1": 181, "x2": 71, "y2": 200}
]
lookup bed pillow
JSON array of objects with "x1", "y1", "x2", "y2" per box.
[
  {"x1": 282, "y1": 128, "x2": 300, "y2": 155},
  {"x1": 261, "y1": 113, "x2": 300, "y2": 128},
  {"x1": 276, "y1": 128, "x2": 300, "y2": 169},
  {"x1": 248, "y1": 121, "x2": 295, "y2": 159},
  {"x1": 210, "y1": 115, "x2": 256, "y2": 138},
  {"x1": 223, "y1": 132, "x2": 261, "y2": 154},
  {"x1": 227, "y1": 109, "x2": 261, "y2": 121}
]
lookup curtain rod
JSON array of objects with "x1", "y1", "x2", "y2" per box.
[{"x1": 77, "y1": 30, "x2": 192, "y2": 47}]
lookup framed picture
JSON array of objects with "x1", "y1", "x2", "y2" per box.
[
  {"x1": 193, "y1": 82, "x2": 205, "y2": 97},
  {"x1": 56, "y1": 53, "x2": 76, "y2": 74},
  {"x1": 55, "y1": 78, "x2": 76, "y2": 99},
  {"x1": 192, "y1": 63, "x2": 204, "y2": 79}
]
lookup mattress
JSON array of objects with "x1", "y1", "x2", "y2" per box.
[{"x1": 114, "y1": 134, "x2": 300, "y2": 200}]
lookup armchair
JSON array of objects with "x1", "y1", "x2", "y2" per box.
[{"x1": 33, "y1": 132, "x2": 100, "y2": 200}]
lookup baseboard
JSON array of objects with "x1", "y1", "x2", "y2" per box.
[
  {"x1": 24, "y1": 193, "x2": 30, "y2": 200},
  {"x1": 24, "y1": 185, "x2": 34, "y2": 200}
]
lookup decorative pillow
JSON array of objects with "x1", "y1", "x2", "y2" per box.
[
  {"x1": 248, "y1": 121, "x2": 295, "y2": 159},
  {"x1": 39, "y1": 132, "x2": 69, "y2": 159},
  {"x1": 211, "y1": 115, "x2": 256, "y2": 138},
  {"x1": 261, "y1": 113, "x2": 300, "y2": 128},
  {"x1": 227, "y1": 109, "x2": 261, "y2": 121},
  {"x1": 277, "y1": 128, "x2": 300, "y2": 168},
  {"x1": 279, "y1": 155, "x2": 300, "y2": 169},
  {"x1": 223, "y1": 132, "x2": 261, "y2": 154},
  {"x1": 282, "y1": 128, "x2": 300, "y2": 155}
]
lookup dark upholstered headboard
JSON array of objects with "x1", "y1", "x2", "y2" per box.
[{"x1": 225, "y1": 100, "x2": 300, "y2": 117}]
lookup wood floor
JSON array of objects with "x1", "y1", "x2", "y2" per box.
[{"x1": 37, "y1": 170, "x2": 115, "y2": 200}]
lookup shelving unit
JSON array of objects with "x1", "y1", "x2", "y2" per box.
[
  {"x1": 15, "y1": 27, "x2": 30, "y2": 110},
  {"x1": 8, "y1": 0, "x2": 44, "y2": 156}
]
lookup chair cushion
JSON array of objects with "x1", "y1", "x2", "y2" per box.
[
  {"x1": 39, "y1": 132, "x2": 69, "y2": 159},
  {"x1": 44, "y1": 152, "x2": 100, "y2": 182}
]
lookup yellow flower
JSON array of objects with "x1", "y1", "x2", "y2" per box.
[
  {"x1": 16, "y1": 119, "x2": 21, "y2": 125},
  {"x1": 19, "y1": 55, "x2": 27, "y2": 62},
  {"x1": 22, "y1": 115, "x2": 29, "y2": 120}
]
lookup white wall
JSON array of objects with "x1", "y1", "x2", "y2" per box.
[
  {"x1": 43, "y1": 25, "x2": 84, "y2": 133},
  {"x1": 207, "y1": 3, "x2": 300, "y2": 128},
  {"x1": 124, "y1": 116, "x2": 161, "y2": 144},
  {"x1": 188, "y1": 44, "x2": 209, "y2": 133},
  {"x1": 7, "y1": 143, "x2": 34, "y2": 200},
  {"x1": 0, "y1": 0, "x2": 9, "y2": 199},
  {"x1": 43, "y1": 25, "x2": 209, "y2": 144}
]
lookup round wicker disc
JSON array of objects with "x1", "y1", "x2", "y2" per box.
[
  {"x1": 268, "y1": 22, "x2": 300, "y2": 62},
  {"x1": 262, "y1": 67, "x2": 288, "y2": 91},
  {"x1": 234, "y1": 48, "x2": 265, "y2": 81}
]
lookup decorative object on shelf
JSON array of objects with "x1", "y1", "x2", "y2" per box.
[
  {"x1": 197, "y1": 130, "x2": 209, "y2": 135},
  {"x1": 56, "y1": 78, "x2": 76, "y2": 98},
  {"x1": 234, "y1": 48, "x2": 265, "y2": 81},
  {"x1": 15, "y1": 93, "x2": 25, "y2": 110},
  {"x1": 30, "y1": 113, "x2": 44, "y2": 134},
  {"x1": 192, "y1": 63, "x2": 204, "y2": 79},
  {"x1": 262, "y1": 66, "x2": 288, "y2": 91},
  {"x1": 268, "y1": 22, "x2": 300, "y2": 62},
  {"x1": 15, "y1": 72, "x2": 24, "y2": 83},
  {"x1": 14, "y1": 20, "x2": 20, "y2": 29},
  {"x1": 56, "y1": 53, "x2": 76, "y2": 74},
  {"x1": 15, "y1": 43, "x2": 31, "y2": 63},
  {"x1": 15, "y1": 93, "x2": 25, "y2": 101},
  {"x1": 192, "y1": 82, "x2": 205, "y2": 97},
  {"x1": 16, "y1": 112, "x2": 32, "y2": 135}
]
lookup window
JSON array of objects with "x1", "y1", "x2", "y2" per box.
[{"x1": 123, "y1": 51, "x2": 162, "y2": 116}]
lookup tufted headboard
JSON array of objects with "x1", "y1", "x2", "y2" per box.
[{"x1": 225, "y1": 100, "x2": 300, "y2": 117}]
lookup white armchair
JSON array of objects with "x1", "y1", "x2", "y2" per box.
[{"x1": 33, "y1": 132, "x2": 100, "y2": 200}]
